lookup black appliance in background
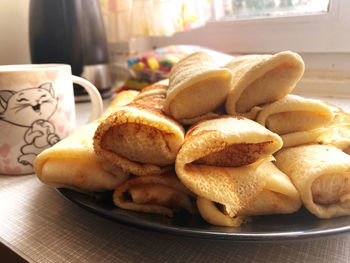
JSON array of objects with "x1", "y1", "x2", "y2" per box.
[{"x1": 29, "y1": 0, "x2": 111, "y2": 101}]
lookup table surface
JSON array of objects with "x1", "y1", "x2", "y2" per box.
[{"x1": 1, "y1": 95, "x2": 350, "y2": 263}]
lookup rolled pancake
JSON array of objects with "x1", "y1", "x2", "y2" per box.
[
  {"x1": 275, "y1": 144, "x2": 350, "y2": 219},
  {"x1": 318, "y1": 103, "x2": 350, "y2": 154},
  {"x1": 225, "y1": 51, "x2": 305, "y2": 119},
  {"x1": 196, "y1": 162, "x2": 301, "y2": 226},
  {"x1": 113, "y1": 173, "x2": 197, "y2": 217},
  {"x1": 93, "y1": 95, "x2": 185, "y2": 176},
  {"x1": 163, "y1": 51, "x2": 232, "y2": 122},
  {"x1": 256, "y1": 95, "x2": 334, "y2": 147},
  {"x1": 34, "y1": 90, "x2": 139, "y2": 191},
  {"x1": 175, "y1": 116, "x2": 283, "y2": 217}
]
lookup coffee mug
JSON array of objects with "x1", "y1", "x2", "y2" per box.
[{"x1": 0, "y1": 64, "x2": 103, "y2": 175}]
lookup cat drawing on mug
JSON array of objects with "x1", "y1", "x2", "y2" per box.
[{"x1": 0, "y1": 82, "x2": 60, "y2": 166}]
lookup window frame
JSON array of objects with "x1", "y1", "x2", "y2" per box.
[{"x1": 151, "y1": 0, "x2": 350, "y2": 55}]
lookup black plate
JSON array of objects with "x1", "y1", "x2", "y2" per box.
[{"x1": 57, "y1": 188, "x2": 350, "y2": 242}]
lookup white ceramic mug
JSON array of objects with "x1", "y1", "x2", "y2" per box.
[{"x1": 0, "y1": 64, "x2": 103, "y2": 175}]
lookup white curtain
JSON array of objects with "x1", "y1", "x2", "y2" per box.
[{"x1": 99, "y1": 0, "x2": 232, "y2": 43}]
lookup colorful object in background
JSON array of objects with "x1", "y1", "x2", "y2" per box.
[
  {"x1": 180, "y1": 2, "x2": 199, "y2": 31},
  {"x1": 119, "y1": 46, "x2": 189, "y2": 91},
  {"x1": 99, "y1": 0, "x2": 216, "y2": 42}
]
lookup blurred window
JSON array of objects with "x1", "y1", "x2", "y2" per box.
[
  {"x1": 152, "y1": 0, "x2": 350, "y2": 57},
  {"x1": 224, "y1": 0, "x2": 329, "y2": 19}
]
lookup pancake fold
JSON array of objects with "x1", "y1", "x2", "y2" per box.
[
  {"x1": 237, "y1": 161, "x2": 302, "y2": 216},
  {"x1": 256, "y1": 95, "x2": 334, "y2": 147},
  {"x1": 196, "y1": 162, "x2": 301, "y2": 226},
  {"x1": 275, "y1": 144, "x2": 350, "y2": 219},
  {"x1": 163, "y1": 51, "x2": 232, "y2": 124},
  {"x1": 113, "y1": 173, "x2": 197, "y2": 217},
  {"x1": 225, "y1": 51, "x2": 305, "y2": 119},
  {"x1": 318, "y1": 103, "x2": 350, "y2": 154}
]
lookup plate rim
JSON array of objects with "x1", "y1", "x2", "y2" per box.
[{"x1": 57, "y1": 188, "x2": 350, "y2": 242}]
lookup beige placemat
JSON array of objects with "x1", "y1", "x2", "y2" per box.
[{"x1": 1, "y1": 175, "x2": 350, "y2": 263}]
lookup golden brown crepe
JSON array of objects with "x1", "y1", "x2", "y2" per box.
[
  {"x1": 196, "y1": 161, "x2": 301, "y2": 226},
  {"x1": 256, "y1": 95, "x2": 334, "y2": 147},
  {"x1": 318, "y1": 103, "x2": 350, "y2": 154},
  {"x1": 175, "y1": 116, "x2": 283, "y2": 220},
  {"x1": 275, "y1": 144, "x2": 350, "y2": 219},
  {"x1": 34, "y1": 90, "x2": 139, "y2": 191},
  {"x1": 225, "y1": 51, "x2": 305, "y2": 119},
  {"x1": 93, "y1": 95, "x2": 185, "y2": 176},
  {"x1": 163, "y1": 51, "x2": 232, "y2": 123},
  {"x1": 113, "y1": 172, "x2": 197, "y2": 217}
]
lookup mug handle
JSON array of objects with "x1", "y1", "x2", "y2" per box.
[{"x1": 71, "y1": 75, "x2": 103, "y2": 122}]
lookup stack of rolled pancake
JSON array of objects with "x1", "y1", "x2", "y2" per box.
[{"x1": 34, "y1": 50, "x2": 350, "y2": 227}]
